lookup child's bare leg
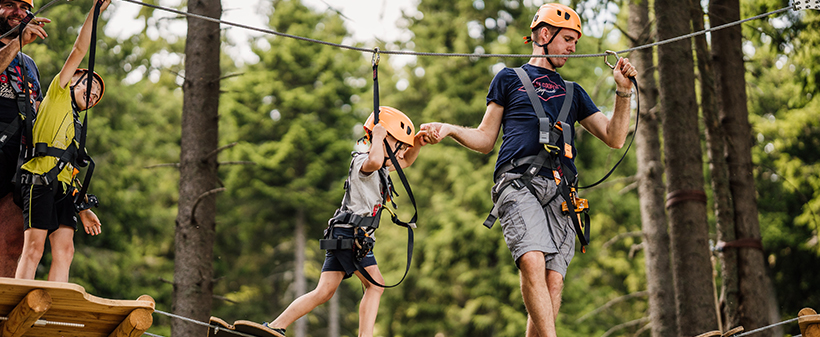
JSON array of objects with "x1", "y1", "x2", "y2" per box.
[
  {"x1": 270, "y1": 271, "x2": 345, "y2": 329},
  {"x1": 46, "y1": 226, "x2": 75, "y2": 282},
  {"x1": 15, "y1": 228, "x2": 48, "y2": 280},
  {"x1": 354, "y1": 265, "x2": 385, "y2": 337}
]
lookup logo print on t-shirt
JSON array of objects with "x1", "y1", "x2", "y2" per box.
[{"x1": 518, "y1": 74, "x2": 565, "y2": 102}]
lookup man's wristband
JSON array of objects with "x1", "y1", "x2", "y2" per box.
[{"x1": 616, "y1": 90, "x2": 633, "y2": 98}]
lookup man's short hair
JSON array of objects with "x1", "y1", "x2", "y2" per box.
[{"x1": 531, "y1": 23, "x2": 558, "y2": 44}]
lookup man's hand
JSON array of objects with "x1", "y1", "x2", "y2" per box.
[
  {"x1": 79, "y1": 209, "x2": 102, "y2": 236},
  {"x1": 20, "y1": 17, "x2": 49, "y2": 46},
  {"x1": 613, "y1": 57, "x2": 638, "y2": 91},
  {"x1": 419, "y1": 122, "x2": 451, "y2": 145}
]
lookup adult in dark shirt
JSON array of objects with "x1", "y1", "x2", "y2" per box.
[
  {"x1": 420, "y1": 4, "x2": 637, "y2": 336},
  {"x1": 0, "y1": 0, "x2": 48, "y2": 277}
]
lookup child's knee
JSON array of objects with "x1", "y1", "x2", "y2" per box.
[
  {"x1": 364, "y1": 283, "x2": 385, "y2": 296},
  {"x1": 51, "y1": 243, "x2": 74, "y2": 261}
]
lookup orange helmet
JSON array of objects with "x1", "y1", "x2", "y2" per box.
[
  {"x1": 529, "y1": 3, "x2": 582, "y2": 38},
  {"x1": 20, "y1": 0, "x2": 33, "y2": 7},
  {"x1": 363, "y1": 106, "x2": 415, "y2": 147}
]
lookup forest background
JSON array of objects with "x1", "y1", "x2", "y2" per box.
[{"x1": 18, "y1": 0, "x2": 820, "y2": 336}]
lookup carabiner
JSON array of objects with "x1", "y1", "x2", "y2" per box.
[
  {"x1": 604, "y1": 50, "x2": 619, "y2": 70},
  {"x1": 372, "y1": 47, "x2": 380, "y2": 67}
]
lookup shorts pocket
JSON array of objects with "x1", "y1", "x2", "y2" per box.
[{"x1": 498, "y1": 196, "x2": 526, "y2": 250}]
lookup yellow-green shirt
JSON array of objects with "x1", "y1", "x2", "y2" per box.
[{"x1": 21, "y1": 74, "x2": 77, "y2": 184}]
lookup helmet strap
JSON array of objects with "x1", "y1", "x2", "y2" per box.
[
  {"x1": 537, "y1": 27, "x2": 562, "y2": 69},
  {"x1": 69, "y1": 71, "x2": 89, "y2": 112}
]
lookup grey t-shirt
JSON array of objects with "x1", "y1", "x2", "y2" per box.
[{"x1": 334, "y1": 153, "x2": 386, "y2": 233}]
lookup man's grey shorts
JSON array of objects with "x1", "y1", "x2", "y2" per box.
[{"x1": 492, "y1": 172, "x2": 575, "y2": 278}]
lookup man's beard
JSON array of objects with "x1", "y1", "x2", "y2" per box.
[{"x1": 0, "y1": 20, "x2": 20, "y2": 38}]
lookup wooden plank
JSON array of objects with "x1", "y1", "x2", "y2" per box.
[
  {"x1": 1, "y1": 289, "x2": 51, "y2": 337},
  {"x1": 799, "y1": 308, "x2": 820, "y2": 337},
  {"x1": 0, "y1": 278, "x2": 154, "y2": 337}
]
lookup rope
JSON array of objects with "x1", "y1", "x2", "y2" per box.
[
  {"x1": 146, "y1": 309, "x2": 261, "y2": 337},
  {"x1": 733, "y1": 317, "x2": 800, "y2": 337},
  {"x1": 120, "y1": 0, "x2": 795, "y2": 59}
]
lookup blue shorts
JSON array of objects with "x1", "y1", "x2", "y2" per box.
[
  {"x1": 321, "y1": 227, "x2": 377, "y2": 279},
  {"x1": 22, "y1": 182, "x2": 77, "y2": 235}
]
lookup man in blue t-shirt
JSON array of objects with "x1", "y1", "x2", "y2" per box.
[
  {"x1": 420, "y1": 3, "x2": 637, "y2": 337},
  {"x1": 0, "y1": 0, "x2": 49, "y2": 277}
]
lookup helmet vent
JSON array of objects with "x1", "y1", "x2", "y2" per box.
[{"x1": 406, "y1": 126, "x2": 411, "y2": 135}]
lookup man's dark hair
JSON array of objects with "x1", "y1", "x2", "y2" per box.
[{"x1": 531, "y1": 23, "x2": 559, "y2": 44}]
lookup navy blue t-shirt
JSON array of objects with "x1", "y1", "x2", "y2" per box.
[
  {"x1": 0, "y1": 50, "x2": 42, "y2": 125},
  {"x1": 487, "y1": 63, "x2": 599, "y2": 179}
]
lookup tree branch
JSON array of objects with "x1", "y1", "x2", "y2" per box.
[
  {"x1": 576, "y1": 291, "x2": 649, "y2": 323},
  {"x1": 601, "y1": 317, "x2": 651, "y2": 337},
  {"x1": 218, "y1": 73, "x2": 243, "y2": 81},
  {"x1": 213, "y1": 295, "x2": 239, "y2": 304},
  {"x1": 218, "y1": 161, "x2": 256, "y2": 166},
  {"x1": 144, "y1": 163, "x2": 180, "y2": 169},
  {"x1": 602, "y1": 231, "x2": 644, "y2": 250},
  {"x1": 191, "y1": 187, "x2": 226, "y2": 220},
  {"x1": 204, "y1": 142, "x2": 238, "y2": 161}
]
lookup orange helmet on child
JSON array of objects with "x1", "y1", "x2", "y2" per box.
[
  {"x1": 363, "y1": 106, "x2": 415, "y2": 147},
  {"x1": 529, "y1": 3, "x2": 582, "y2": 37}
]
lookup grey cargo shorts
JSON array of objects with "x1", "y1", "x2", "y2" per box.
[{"x1": 491, "y1": 172, "x2": 576, "y2": 278}]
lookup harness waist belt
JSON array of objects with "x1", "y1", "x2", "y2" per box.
[
  {"x1": 319, "y1": 238, "x2": 355, "y2": 250},
  {"x1": 18, "y1": 172, "x2": 51, "y2": 186},
  {"x1": 329, "y1": 211, "x2": 380, "y2": 229}
]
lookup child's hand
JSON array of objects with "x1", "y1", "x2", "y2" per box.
[
  {"x1": 371, "y1": 124, "x2": 387, "y2": 143},
  {"x1": 79, "y1": 209, "x2": 102, "y2": 236},
  {"x1": 99, "y1": 0, "x2": 111, "y2": 12}
]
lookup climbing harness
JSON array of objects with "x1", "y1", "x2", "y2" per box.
[
  {"x1": 483, "y1": 51, "x2": 640, "y2": 253},
  {"x1": 14, "y1": 0, "x2": 104, "y2": 213},
  {"x1": 319, "y1": 50, "x2": 417, "y2": 288}
]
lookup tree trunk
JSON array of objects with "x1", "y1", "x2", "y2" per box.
[
  {"x1": 294, "y1": 209, "x2": 308, "y2": 337},
  {"x1": 628, "y1": 1, "x2": 678, "y2": 336},
  {"x1": 329, "y1": 293, "x2": 339, "y2": 337},
  {"x1": 172, "y1": 1, "x2": 221, "y2": 336},
  {"x1": 655, "y1": 0, "x2": 719, "y2": 335},
  {"x1": 691, "y1": 0, "x2": 738, "y2": 331},
  {"x1": 710, "y1": 0, "x2": 773, "y2": 334}
]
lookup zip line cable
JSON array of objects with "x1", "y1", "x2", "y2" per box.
[
  {"x1": 120, "y1": 0, "x2": 796, "y2": 59},
  {"x1": 144, "y1": 309, "x2": 261, "y2": 337},
  {"x1": 141, "y1": 308, "x2": 806, "y2": 337}
]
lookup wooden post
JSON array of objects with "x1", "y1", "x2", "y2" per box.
[
  {"x1": 1, "y1": 289, "x2": 52, "y2": 337},
  {"x1": 107, "y1": 295, "x2": 155, "y2": 337},
  {"x1": 799, "y1": 308, "x2": 820, "y2": 337}
]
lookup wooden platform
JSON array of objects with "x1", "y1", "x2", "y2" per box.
[{"x1": 0, "y1": 277, "x2": 154, "y2": 337}]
